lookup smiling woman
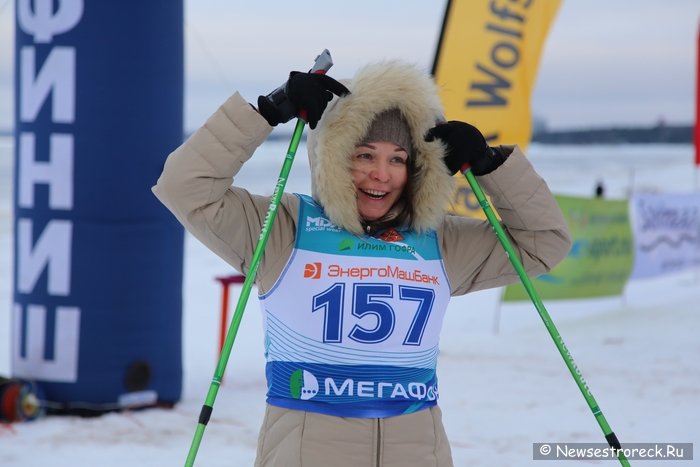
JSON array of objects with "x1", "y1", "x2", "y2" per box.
[
  {"x1": 350, "y1": 109, "x2": 412, "y2": 227},
  {"x1": 351, "y1": 140, "x2": 409, "y2": 225},
  {"x1": 153, "y1": 59, "x2": 571, "y2": 466}
]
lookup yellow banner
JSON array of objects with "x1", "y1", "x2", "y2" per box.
[{"x1": 433, "y1": 0, "x2": 561, "y2": 217}]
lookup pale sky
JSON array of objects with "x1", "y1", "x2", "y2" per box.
[{"x1": 0, "y1": 0, "x2": 698, "y2": 132}]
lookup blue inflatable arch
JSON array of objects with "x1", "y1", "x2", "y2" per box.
[{"x1": 13, "y1": 0, "x2": 184, "y2": 412}]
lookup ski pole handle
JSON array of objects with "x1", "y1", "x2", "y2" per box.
[
  {"x1": 298, "y1": 49, "x2": 333, "y2": 121},
  {"x1": 309, "y1": 49, "x2": 333, "y2": 74}
]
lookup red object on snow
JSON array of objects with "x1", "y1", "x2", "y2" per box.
[{"x1": 214, "y1": 275, "x2": 246, "y2": 362}]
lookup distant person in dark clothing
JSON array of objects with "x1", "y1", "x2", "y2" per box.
[{"x1": 595, "y1": 180, "x2": 605, "y2": 198}]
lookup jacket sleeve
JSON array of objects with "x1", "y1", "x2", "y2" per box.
[
  {"x1": 152, "y1": 92, "x2": 298, "y2": 292},
  {"x1": 440, "y1": 145, "x2": 572, "y2": 296}
]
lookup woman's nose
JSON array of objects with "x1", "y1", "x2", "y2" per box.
[{"x1": 370, "y1": 161, "x2": 390, "y2": 182}]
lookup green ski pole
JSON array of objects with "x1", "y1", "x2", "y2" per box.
[
  {"x1": 184, "y1": 49, "x2": 334, "y2": 467},
  {"x1": 461, "y1": 165, "x2": 630, "y2": 467}
]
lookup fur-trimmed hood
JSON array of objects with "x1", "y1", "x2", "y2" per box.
[{"x1": 306, "y1": 61, "x2": 455, "y2": 235}]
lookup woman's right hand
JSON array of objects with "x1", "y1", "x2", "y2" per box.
[{"x1": 257, "y1": 72, "x2": 350, "y2": 129}]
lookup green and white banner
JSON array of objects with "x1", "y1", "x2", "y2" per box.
[{"x1": 503, "y1": 195, "x2": 634, "y2": 301}]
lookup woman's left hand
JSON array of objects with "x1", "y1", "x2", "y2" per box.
[{"x1": 425, "y1": 121, "x2": 506, "y2": 175}]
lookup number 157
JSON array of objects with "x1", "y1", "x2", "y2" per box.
[{"x1": 312, "y1": 282, "x2": 435, "y2": 346}]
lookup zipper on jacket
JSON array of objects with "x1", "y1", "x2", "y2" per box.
[{"x1": 375, "y1": 418, "x2": 383, "y2": 467}]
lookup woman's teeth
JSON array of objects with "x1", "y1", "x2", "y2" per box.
[{"x1": 362, "y1": 189, "x2": 387, "y2": 199}]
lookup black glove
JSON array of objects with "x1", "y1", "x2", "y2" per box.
[
  {"x1": 425, "y1": 121, "x2": 507, "y2": 176},
  {"x1": 257, "y1": 72, "x2": 350, "y2": 129}
]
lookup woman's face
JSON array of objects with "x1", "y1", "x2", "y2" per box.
[{"x1": 350, "y1": 141, "x2": 408, "y2": 221}]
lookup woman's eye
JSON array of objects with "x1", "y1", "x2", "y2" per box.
[
  {"x1": 391, "y1": 156, "x2": 407, "y2": 164},
  {"x1": 356, "y1": 153, "x2": 372, "y2": 160}
]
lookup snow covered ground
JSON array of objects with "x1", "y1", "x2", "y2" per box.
[{"x1": 1, "y1": 135, "x2": 699, "y2": 466}]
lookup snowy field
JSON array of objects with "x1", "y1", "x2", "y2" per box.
[{"x1": 1, "y1": 135, "x2": 699, "y2": 466}]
